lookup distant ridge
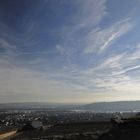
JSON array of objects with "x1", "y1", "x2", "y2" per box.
[
  {"x1": 80, "y1": 101, "x2": 140, "y2": 112},
  {"x1": 0, "y1": 101, "x2": 140, "y2": 112}
]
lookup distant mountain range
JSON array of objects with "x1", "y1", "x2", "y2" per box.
[
  {"x1": 0, "y1": 101, "x2": 140, "y2": 112},
  {"x1": 80, "y1": 101, "x2": 140, "y2": 112}
]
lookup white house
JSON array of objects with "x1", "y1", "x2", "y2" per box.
[{"x1": 31, "y1": 120, "x2": 43, "y2": 129}]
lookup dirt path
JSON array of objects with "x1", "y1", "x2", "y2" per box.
[{"x1": 0, "y1": 131, "x2": 16, "y2": 140}]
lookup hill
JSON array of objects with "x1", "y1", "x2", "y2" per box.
[
  {"x1": 80, "y1": 101, "x2": 140, "y2": 112},
  {"x1": 0, "y1": 101, "x2": 140, "y2": 112}
]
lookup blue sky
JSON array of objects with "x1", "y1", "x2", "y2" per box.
[{"x1": 0, "y1": 0, "x2": 140, "y2": 103}]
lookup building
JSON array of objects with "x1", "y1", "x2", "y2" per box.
[{"x1": 31, "y1": 120, "x2": 43, "y2": 129}]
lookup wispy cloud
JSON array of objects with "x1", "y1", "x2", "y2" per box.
[
  {"x1": 0, "y1": 0, "x2": 140, "y2": 103},
  {"x1": 85, "y1": 18, "x2": 134, "y2": 53},
  {"x1": 112, "y1": 65, "x2": 140, "y2": 76},
  {"x1": 56, "y1": 0, "x2": 107, "y2": 55}
]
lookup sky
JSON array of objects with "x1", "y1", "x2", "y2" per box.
[{"x1": 1, "y1": 0, "x2": 140, "y2": 103}]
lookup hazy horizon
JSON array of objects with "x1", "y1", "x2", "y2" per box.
[
  {"x1": 0, "y1": 0, "x2": 140, "y2": 103},
  {"x1": 1, "y1": 99, "x2": 140, "y2": 105}
]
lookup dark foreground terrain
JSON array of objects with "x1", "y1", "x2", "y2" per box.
[
  {"x1": 8, "y1": 121, "x2": 111, "y2": 140},
  {"x1": 3, "y1": 118, "x2": 140, "y2": 140}
]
